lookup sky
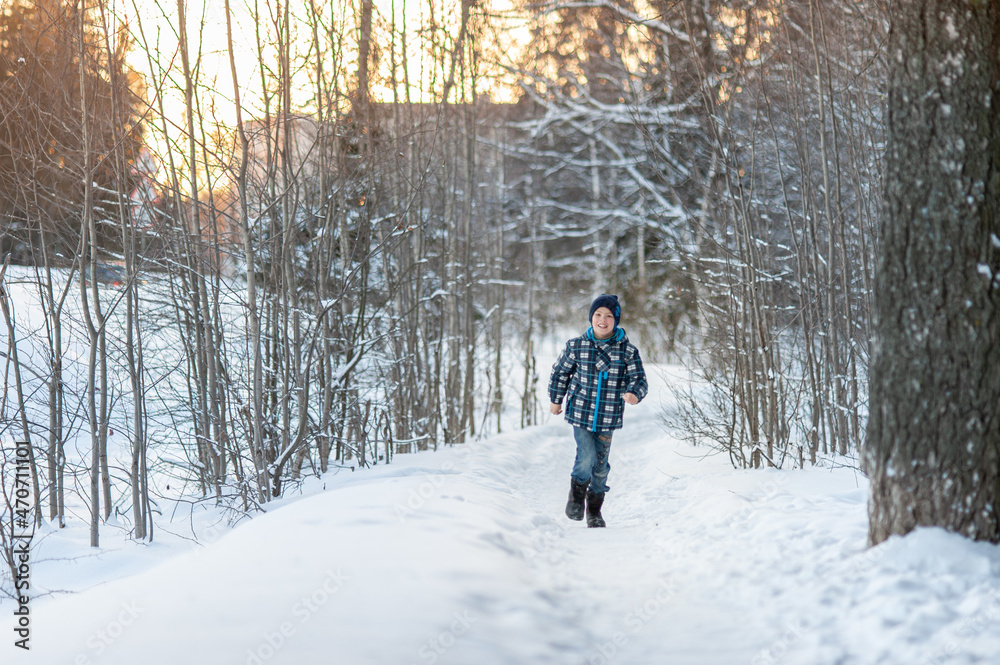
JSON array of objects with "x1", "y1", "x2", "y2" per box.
[
  {"x1": 111, "y1": 0, "x2": 525, "y2": 183},
  {"x1": 123, "y1": 0, "x2": 525, "y2": 115}
]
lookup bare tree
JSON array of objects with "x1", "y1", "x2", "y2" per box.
[{"x1": 0, "y1": 257, "x2": 42, "y2": 526}]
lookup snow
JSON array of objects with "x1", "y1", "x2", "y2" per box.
[
  {"x1": 4, "y1": 368, "x2": 1000, "y2": 664},
  {"x1": 944, "y1": 14, "x2": 960, "y2": 42}
]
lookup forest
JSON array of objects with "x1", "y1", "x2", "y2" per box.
[{"x1": 0, "y1": 0, "x2": 997, "y2": 566}]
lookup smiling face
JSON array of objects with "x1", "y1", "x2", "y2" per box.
[{"x1": 591, "y1": 306, "x2": 616, "y2": 339}]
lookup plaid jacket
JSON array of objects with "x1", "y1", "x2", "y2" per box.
[{"x1": 548, "y1": 328, "x2": 648, "y2": 432}]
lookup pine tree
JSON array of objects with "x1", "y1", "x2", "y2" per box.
[{"x1": 0, "y1": 0, "x2": 143, "y2": 264}]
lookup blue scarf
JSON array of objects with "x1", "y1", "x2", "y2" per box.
[
  {"x1": 584, "y1": 327, "x2": 624, "y2": 429},
  {"x1": 585, "y1": 327, "x2": 625, "y2": 344}
]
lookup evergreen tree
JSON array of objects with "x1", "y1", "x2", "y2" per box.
[{"x1": 0, "y1": 0, "x2": 143, "y2": 264}]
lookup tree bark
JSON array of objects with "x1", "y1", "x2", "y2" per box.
[
  {"x1": 0, "y1": 257, "x2": 42, "y2": 527},
  {"x1": 865, "y1": 0, "x2": 1000, "y2": 545}
]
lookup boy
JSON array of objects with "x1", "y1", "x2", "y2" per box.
[{"x1": 548, "y1": 294, "x2": 648, "y2": 527}]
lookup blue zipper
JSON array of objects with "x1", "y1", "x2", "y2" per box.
[{"x1": 591, "y1": 370, "x2": 608, "y2": 431}]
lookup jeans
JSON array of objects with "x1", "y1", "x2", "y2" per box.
[{"x1": 571, "y1": 427, "x2": 613, "y2": 494}]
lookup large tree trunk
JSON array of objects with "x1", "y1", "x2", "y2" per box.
[{"x1": 865, "y1": 0, "x2": 1000, "y2": 545}]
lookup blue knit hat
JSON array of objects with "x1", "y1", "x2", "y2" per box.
[{"x1": 589, "y1": 294, "x2": 621, "y2": 327}]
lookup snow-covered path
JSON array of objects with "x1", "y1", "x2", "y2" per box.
[{"x1": 7, "y1": 367, "x2": 1000, "y2": 664}]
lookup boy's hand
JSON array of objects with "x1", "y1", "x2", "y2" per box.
[
  {"x1": 624, "y1": 393, "x2": 639, "y2": 405},
  {"x1": 550, "y1": 402, "x2": 563, "y2": 415}
]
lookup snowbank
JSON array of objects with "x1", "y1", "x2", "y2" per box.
[{"x1": 3, "y1": 367, "x2": 999, "y2": 664}]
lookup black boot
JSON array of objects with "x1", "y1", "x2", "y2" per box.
[
  {"x1": 586, "y1": 491, "x2": 606, "y2": 528},
  {"x1": 565, "y1": 478, "x2": 588, "y2": 521}
]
